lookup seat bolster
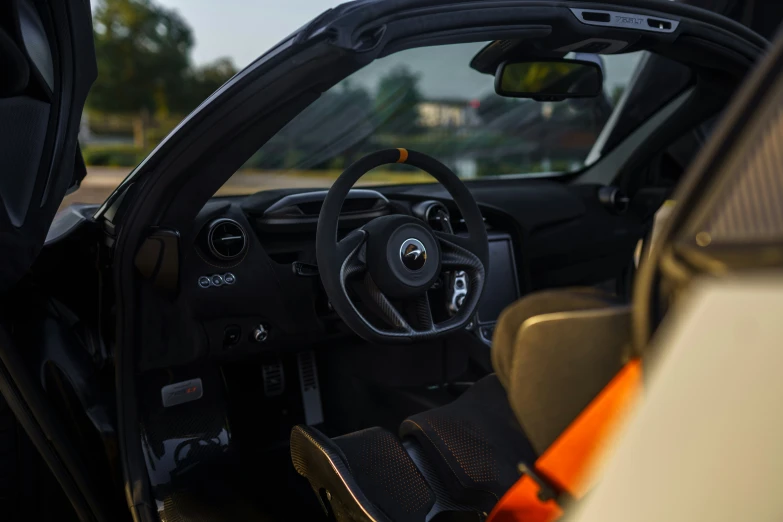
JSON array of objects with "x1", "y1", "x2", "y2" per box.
[
  {"x1": 493, "y1": 289, "x2": 624, "y2": 392},
  {"x1": 291, "y1": 425, "x2": 435, "y2": 522}
]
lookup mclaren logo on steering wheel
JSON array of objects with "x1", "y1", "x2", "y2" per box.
[{"x1": 400, "y1": 238, "x2": 427, "y2": 271}]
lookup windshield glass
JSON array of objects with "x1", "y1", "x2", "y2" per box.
[{"x1": 218, "y1": 42, "x2": 643, "y2": 195}]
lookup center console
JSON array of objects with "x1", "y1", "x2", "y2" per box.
[
  {"x1": 475, "y1": 234, "x2": 520, "y2": 343},
  {"x1": 447, "y1": 232, "x2": 520, "y2": 345}
]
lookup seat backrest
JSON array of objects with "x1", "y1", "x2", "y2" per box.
[{"x1": 492, "y1": 288, "x2": 631, "y2": 456}]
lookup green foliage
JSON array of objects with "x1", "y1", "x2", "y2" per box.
[
  {"x1": 87, "y1": 0, "x2": 237, "y2": 117},
  {"x1": 178, "y1": 57, "x2": 237, "y2": 112},
  {"x1": 82, "y1": 144, "x2": 149, "y2": 167},
  {"x1": 611, "y1": 85, "x2": 626, "y2": 106},
  {"x1": 374, "y1": 66, "x2": 423, "y2": 135},
  {"x1": 89, "y1": 0, "x2": 192, "y2": 114}
]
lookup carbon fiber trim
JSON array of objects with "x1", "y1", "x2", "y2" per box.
[
  {"x1": 415, "y1": 293, "x2": 435, "y2": 331},
  {"x1": 363, "y1": 273, "x2": 411, "y2": 330},
  {"x1": 290, "y1": 425, "x2": 396, "y2": 522},
  {"x1": 699, "y1": 101, "x2": 783, "y2": 243}
]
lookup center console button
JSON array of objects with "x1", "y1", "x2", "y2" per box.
[{"x1": 211, "y1": 274, "x2": 224, "y2": 287}]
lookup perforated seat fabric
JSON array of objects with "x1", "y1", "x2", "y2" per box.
[
  {"x1": 333, "y1": 428, "x2": 435, "y2": 520},
  {"x1": 291, "y1": 425, "x2": 435, "y2": 522},
  {"x1": 399, "y1": 375, "x2": 534, "y2": 513}
]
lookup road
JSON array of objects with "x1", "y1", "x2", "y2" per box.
[
  {"x1": 61, "y1": 167, "x2": 333, "y2": 208},
  {"x1": 61, "y1": 167, "x2": 432, "y2": 209}
]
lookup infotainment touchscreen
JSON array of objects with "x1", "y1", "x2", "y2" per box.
[{"x1": 477, "y1": 238, "x2": 519, "y2": 324}]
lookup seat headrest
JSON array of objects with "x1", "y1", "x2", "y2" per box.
[{"x1": 492, "y1": 289, "x2": 631, "y2": 455}]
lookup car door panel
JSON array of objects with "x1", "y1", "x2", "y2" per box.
[{"x1": 0, "y1": 0, "x2": 96, "y2": 294}]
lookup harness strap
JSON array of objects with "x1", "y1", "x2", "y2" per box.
[{"x1": 487, "y1": 359, "x2": 642, "y2": 522}]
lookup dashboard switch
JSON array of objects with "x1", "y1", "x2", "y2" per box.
[
  {"x1": 448, "y1": 270, "x2": 468, "y2": 315},
  {"x1": 198, "y1": 276, "x2": 211, "y2": 288},
  {"x1": 253, "y1": 324, "x2": 269, "y2": 343},
  {"x1": 292, "y1": 262, "x2": 319, "y2": 277},
  {"x1": 224, "y1": 272, "x2": 236, "y2": 285},
  {"x1": 211, "y1": 274, "x2": 224, "y2": 287},
  {"x1": 223, "y1": 325, "x2": 241, "y2": 346}
]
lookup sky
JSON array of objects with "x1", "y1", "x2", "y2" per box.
[
  {"x1": 158, "y1": 0, "x2": 340, "y2": 68},
  {"x1": 157, "y1": 0, "x2": 640, "y2": 98}
]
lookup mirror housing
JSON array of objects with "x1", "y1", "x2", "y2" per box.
[{"x1": 495, "y1": 59, "x2": 604, "y2": 101}]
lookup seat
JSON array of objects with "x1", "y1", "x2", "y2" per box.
[{"x1": 291, "y1": 288, "x2": 631, "y2": 521}]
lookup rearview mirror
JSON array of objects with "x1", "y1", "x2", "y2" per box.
[{"x1": 495, "y1": 59, "x2": 603, "y2": 101}]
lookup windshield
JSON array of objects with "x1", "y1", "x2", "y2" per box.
[{"x1": 218, "y1": 42, "x2": 643, "y2": 195}]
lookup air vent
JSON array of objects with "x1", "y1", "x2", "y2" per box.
[
  {"x1": 647, "y1": 18, "x2": 672, "y2": 31},
  {"x1": 412, "y1": 201, "x2": 453, "y2": 233},
  {"x1": 255, "y1": 189, "x2": 390, "y2": 229},
  {"x1": 582, "y1": 11, "x2": 611, "y2": 23},
  {"x1": 570, "y1": 8, "x2": 679, "y2": 33},
  {"x1": 207, "y1": 219, "x2": 247, "y2": 260},
  {"x1": 426, "y1": 203, "x2": 453, "y2": 233}
]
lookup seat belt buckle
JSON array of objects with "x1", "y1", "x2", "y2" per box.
[{"x1": 517, "y1": 462, "x2": 569, "y2": 505}]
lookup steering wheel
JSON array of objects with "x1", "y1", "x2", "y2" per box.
[{"x1": 316, "y1": 149, "x2": 489, "y2": 343}]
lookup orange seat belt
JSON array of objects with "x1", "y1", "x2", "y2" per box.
[{"x1": 487, "y1": 359, "x2": 643, "y2": 522}]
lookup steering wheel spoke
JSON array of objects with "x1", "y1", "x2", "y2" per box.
[
  {"x1": 413, "y1": 292, "x2": 435, "y2": 332},
  {"x1": 337, "y1": 229, "x2": 367, "y2": 281},
  {"x1": 435, "y1": 232, "x2": 485, "y2": 273},
  {"x1": 362, "y1": 273, "x2": 412, "y2": 332}
]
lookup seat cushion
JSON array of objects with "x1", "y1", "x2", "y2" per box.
[
  {"x1": 399, "y1": 375, "x2": 535, "y2": 513},
  {"x1": 291, "y1": 425, "x2": 435, "y2": 522},
  {"x1": 333, "y1": 428, "x2": 436, "y2": 520}
]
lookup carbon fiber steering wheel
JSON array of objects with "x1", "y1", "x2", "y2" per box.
[{"x1": 316, "y1": 149, "x2": 489, "y2": 343}]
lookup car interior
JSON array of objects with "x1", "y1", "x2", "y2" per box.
[{"x1": 0, "y1": 1, "x2": 773, "y2": 521}]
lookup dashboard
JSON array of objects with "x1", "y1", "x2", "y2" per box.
[
  {"x1": 131, "y1": 180, "x2": 647, "y2": 371},
  {"x1": 176, "y1": 189, "x2": 520, "y2": 361}
]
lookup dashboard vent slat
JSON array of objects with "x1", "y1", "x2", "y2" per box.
[{"x1": 207, "y1": 219, "x2": 247, "y2": 260}]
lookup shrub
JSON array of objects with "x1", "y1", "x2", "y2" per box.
[{"x1": 82, "y1": 144, "x2": 148, "y2": 167}]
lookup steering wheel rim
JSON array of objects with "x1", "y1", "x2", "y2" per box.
[{"x1": 316, "y1": 149, "x2": 489, "y2": 343}]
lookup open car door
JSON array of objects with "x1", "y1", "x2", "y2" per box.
[
  {"x1": 0, "y1": 1, "x2": 105, "y2": 520},
  {"x1": 0, "y1": 0, "x2": 96, "y2": 294}
]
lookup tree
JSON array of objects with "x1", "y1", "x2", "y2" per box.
[
  {"x1": 261, "y1": 80, "x2": 374, "y2": 170},
  {"x1": 89, "y1": 0, "x2": 214, "y2": 147},
  {"x1": 611, "y1": 85, "x2": 626, "y2": 106},
  {"x1": 180, "y1": 58, "x2": 238, "y2": 113},
  {"x1": 374, "y1": 66, "x2": 423, "y2": 135}
]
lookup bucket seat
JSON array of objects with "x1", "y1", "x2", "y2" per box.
[{"x1": 291, "y1": 288, "x2": 632, "y2": 521}]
